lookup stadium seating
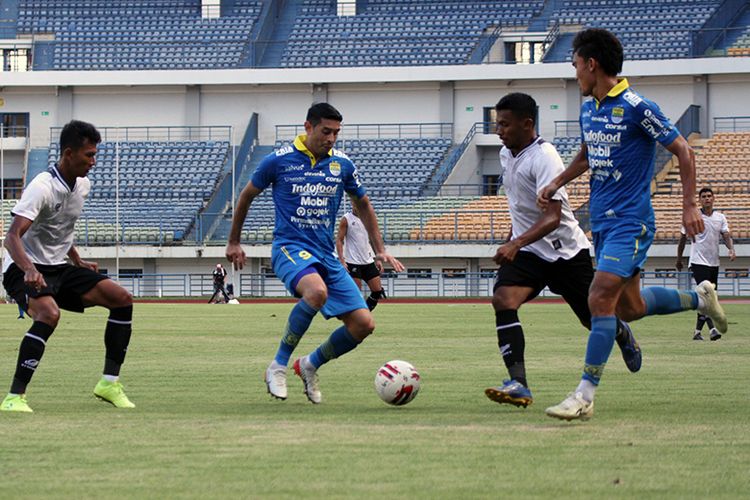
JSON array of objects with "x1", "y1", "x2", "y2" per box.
[
  {"x1": 234, "y1": 137, "x2": 452, "y2": 242},
  {"x1": 281, "y1": 0, "x2": 544, "y2": 67},
  {"x1": 651, "y1": 132, "x2": 750, "y2": 240},
  {"x1": 46, "y1": 139, "x2": 230, "y2": 244},
  {"x1": 17, "y1": 0, "x2": 262, "y2": 70}
]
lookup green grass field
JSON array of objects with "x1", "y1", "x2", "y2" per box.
[{"x1": 1, "y1": 302, "x2": 748, "y2": 499}]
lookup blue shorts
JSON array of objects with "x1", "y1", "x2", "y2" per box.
[
  {"x1": 593, "y1": 221, "x2": 654, "y2": 278},
  {"x1": 271, "y1": 242, "x2": 367, "y2": 319}
]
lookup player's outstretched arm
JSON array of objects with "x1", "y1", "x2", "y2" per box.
[
  {"x1": 4, "y1": 215, "x2": 47, "y2": 289},
  {"x1": 351, "y1": 194, "x2": 404, "y2": 273},
  {"x1": 722, "y1": 231, "x2": 736, "y2": 261},
  {"x1": 667, "y1": 135, "x2": 703, "y2": 238},
  {"x1": 336, "y1": 217, "x2": 348, "y2": 266},
  {"x1": 537, "y1": 144, "x2": 589, "y2": 211},
  {"x1": 675, "y1": 233, "x2": 688, "y2": 270},
  {"x1": 493, "y1": 200, "x2": 563, "y2": 265},
  {"x1": 67, "y1": 245, "x2": 98, "y2": 272},
  {"x1": 225, "y1": 181, "x2": 262, "y2": 270}
]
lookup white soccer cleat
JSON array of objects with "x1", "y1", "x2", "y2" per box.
[
  {"x1": 696, "y1": 280, "x2": 728, "y2": 334},
  {"x1": 545, "y1": 392, "x2": 594, "y2": 421},
  {"x1": 265, "y1": 362, "x2": 288, "y2": 400},
  {"x1": 293, "y1": 356, "x2": 322, "y2": 404}
]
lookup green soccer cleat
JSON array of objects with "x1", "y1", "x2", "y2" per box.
[
  {"x1": 94, "y1": 379, "x2": 136, "y2": 408},
  {"x1": 1, "y1": 394, "x2": 34, "y2": 413}
]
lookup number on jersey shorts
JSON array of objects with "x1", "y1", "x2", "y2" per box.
[{"x1": 271, "y1": 243, "x2": 367, "y2": 319}]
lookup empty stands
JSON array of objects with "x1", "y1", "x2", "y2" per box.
[
  {"x1": 281, "y1": 0, "x2": 544, "y2": 67},
  {"x1": 17, "y1": 0, "x2": 262, "y2": 70},
  {"x1": 45, "y1": 134, "x2": 230, "y2": 244}
]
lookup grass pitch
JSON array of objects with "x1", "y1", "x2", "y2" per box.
[{"x1": 1, "y1": 301, "x2": 748, "y2": 499}]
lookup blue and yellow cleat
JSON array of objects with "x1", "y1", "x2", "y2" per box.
[
  {"x1": 616, "y1": 320, "x2": 642, "y2": 373},
  {"x1": 484, "y1": 379, "x2": 533, "y2": 408}
]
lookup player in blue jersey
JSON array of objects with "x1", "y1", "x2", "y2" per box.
[
  {"x1": 537, "y1": 29, "x2": 728, "y2": 421},
  {"x1": 225, "y1": 103, "x2": 404, "y2": 404}
]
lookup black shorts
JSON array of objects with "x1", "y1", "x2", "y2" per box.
[
  {"x1": 3, "y1": 262, "x2": 109, "y2": 313},
  {"x1": 494, "y1": 249, "x2": 593, "y2": 326},
  {"x1": 346, "y1": 262, "x2": 380, "y2": 282},
  {"x1": 690, "y1": 264, "x2": 719, "y2": 286}
]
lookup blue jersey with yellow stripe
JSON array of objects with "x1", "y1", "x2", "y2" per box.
[
  {"x1": 251, "y1": 135, "x2": 366, "y2": 256},
  {"x1": 580, "y1": 79, "x2": 680, "y2": 232}
]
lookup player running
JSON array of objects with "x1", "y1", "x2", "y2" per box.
[
  {"x1": 484, "y1": 93, "x2": 640, "y2": 410},
  {"x1": 1, "y1": 120, "x2": 135, "y2": 413},
  {"x1": 538, "y1": 29, "x2": 727, "y2": 421},
  {"x1": 226, "y1": 103, "x2": 403, "y2": 404}
]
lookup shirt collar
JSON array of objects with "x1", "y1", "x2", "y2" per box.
[
  {"x1": 50, "y1": 163, "x2": 76, "y2": 192},
  {"x1": 293, "y1": 134, "x2": 333, "y2": 167},
  {"x1": 595, "y1": 78, "x2": 629, "y2": 109}
]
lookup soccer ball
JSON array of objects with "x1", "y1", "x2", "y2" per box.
[{"x1": 374, "y1": 360, "x2": 421, "y2": 406}]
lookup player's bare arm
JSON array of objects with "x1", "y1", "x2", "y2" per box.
[
  {"x1": 351, "y1": 194, "x2": 404, "y2": 273},
  {"x1": 537, "y1": 144, "x2": 589, "y2": 210},
  {"x1": 67, "y1": 245, "x2": 98, "y2": 272},
  {"x1": 667, "y1": 136, "x2": 703, "y2": 239},
  {"x1": 675, "y1": 233, "x2": 688, "y2": 270},
  {"x1": 336, "y1": 216, "x2": 348, "y2": 266},
  {"x1": 493, "y1": 200, "x2": 563, "y2": 265},
  {"x1": 3, "y1": 215, "x2": 46, "y2": 289},
  {"x1": 722, "y1": 231, "x2": 736, "y2": 261},
  {"x1": 225, "y1": 181, "x2": 262, "y2": 270}
]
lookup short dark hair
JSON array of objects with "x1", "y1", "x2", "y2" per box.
[
  {"x1": 495, "y1": 93, "x2": 537, "y2": 124},
  {"x1": 572, "y1": 28, "x2": 623, "y2": 77},
  {"x1": 59, "y1": 120, "x2": 101, "y2": 151},
  {"x1": 699, "y1": 187, "x2": 714, "y2": 196},
  {"x1": 306, "y1": 103, "x2": 343, "y2": 126}
]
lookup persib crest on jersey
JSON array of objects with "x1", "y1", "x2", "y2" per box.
[
  {"x1": 329, "y1": 161, "x2": 341, "y2": 176},
  {"x1": 611, "y1": 107, "x2": 624, "y2": 124}
]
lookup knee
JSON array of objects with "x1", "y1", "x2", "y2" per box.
[
  {"x1": 587, "y1": 289, "x2": 611, "y2": 316},
  {"x1": 303, "y1": 287, "x2": 327, "y2": 309},
  {"x1": 34, "y1": 306, "x2": 60, "y2": 328},
  {"x1": 116, "y1": 290, "x2": 134, "y2": 308},
  {"x1": 615, "y1": 304, "x2": 642, "y2": 322},
  {"x1": 350, "y1": 316, "x2": 376, "y2": 340}
]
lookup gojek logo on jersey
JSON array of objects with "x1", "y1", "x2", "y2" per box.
[{"x1": 291, "y1": 183, "x2": 338, "y2": 196}]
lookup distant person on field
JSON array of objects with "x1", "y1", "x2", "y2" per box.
[
  {"x1": 226, "y1": 103, "x2": 404, "y2": 404},
  {"x1": 209, "y1": 263, "x2": 230, "y2": 303},
  {"x1": 336, "y1": 205, "x2": 387, "y2": 311},
  {"x1": 484, "y1": 92, "x2": 641, "y2": 410},
  {"x1": 676, "y1": 187, "x2": 735, "y2": 341},
  {"x1": 1, "y1": 120, "x2": 136, "y2": 413}
]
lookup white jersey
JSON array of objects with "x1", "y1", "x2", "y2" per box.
[
  {"x1": 2, "y1": 166, "x2": 90, "y2": 272},
  {"x1": 500, "y1": 137, "x2": 590, "y2": 262},
  {"x1": 681, "y1": 210, "x2": 729, "y2": 267},
  {"x1": 342, "y1": 212, "x2": 375, "y2": 265}
]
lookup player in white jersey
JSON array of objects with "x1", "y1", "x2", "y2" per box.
[
  {"x1": 676, "y1": 187, "x2": 735, "y2": 340},
  {"x1": 484, "y1": 93, "x2": 641, "y2": 409},
  {"x1": 336, "y1": 205, "x2": 386, "y2": 311},
  {"x1": 1, "y1": 120, "x2": 136, "y2": 413}
]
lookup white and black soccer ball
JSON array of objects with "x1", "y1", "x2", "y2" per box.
[{"x1": 374, "y1": 360, "x2": 421, "y2": 406}]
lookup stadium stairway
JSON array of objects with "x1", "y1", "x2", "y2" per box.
[
  {"x1": 26, "y1": 147, "x2": 49, "y2": 184},
  {"x1": 527, "y1": 0, "x2": 564, "y2": 32},
  {"x1": 257, "y1": 0, "x2": 303, "y2": 68},
  {"x1": 0, "y1": 0, "x2": 19, "y2": 38}
]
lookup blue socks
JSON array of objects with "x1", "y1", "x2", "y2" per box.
[
  {"x1": 582, "y1": 316, "x2": 618, "y2": 386},
  {"x1": 641, "y1": 287, "x2": 698, "y2": 316},
  {"x1": 274, "y1": 300, "x2": 319, "y2": 366},
  {"x1": 309, "y1": 325, "x2": 361, "y2": 369}
]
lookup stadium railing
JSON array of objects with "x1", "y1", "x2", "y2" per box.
[
  {"x1": 104, "y1": 271, "x2": 750, "y2": 298},
  {"x1": 274, "y1": 122, "x2": 453, "y2": 143},
  {"x1": 714, "y1": 116, "x2": 750, "y2": 132},
  {"x1": 691, "y1": 0, "x2": 749, "y2": 56}
]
